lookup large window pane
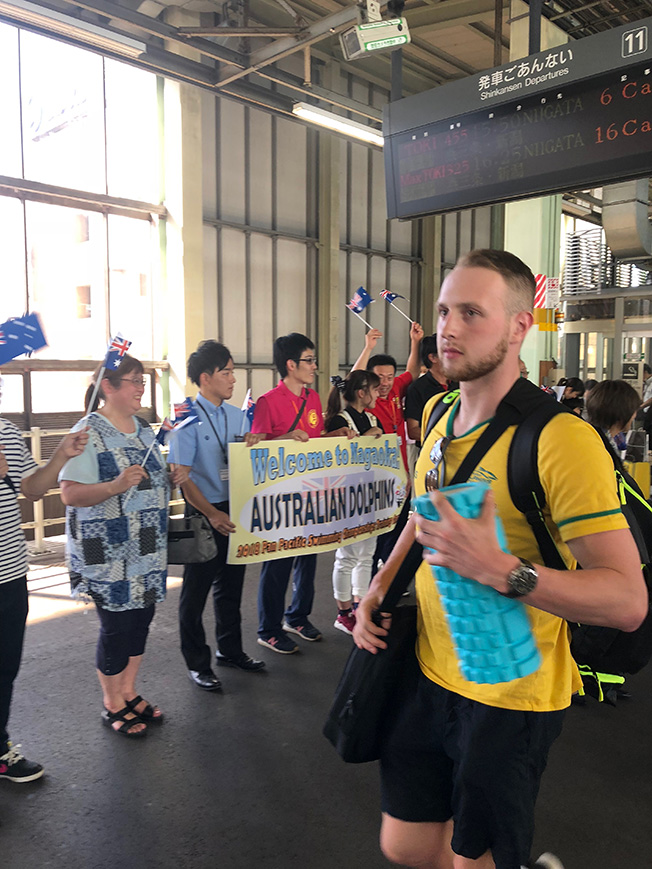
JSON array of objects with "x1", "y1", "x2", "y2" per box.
[
  {"x1": 0, "y1": 197, "x2": 27, "y2": 322},
  {"x1": 20, "y1": 32, "x2": 105, "y2": 192},
  {"x1": 108, "y1": 215, "x2": 154, "y2": 360},
  {"x1": 26, "y1": 202, "x2": 107, "y2": 359},
  {"x1": 105, "y1": 60, "x2": 159, "y2": 202},
  {"x1": 0, "y1": 23, "x2": 21, "y2": 177}
]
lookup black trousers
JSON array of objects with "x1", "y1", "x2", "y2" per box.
[
  {"x1": 179, "y1": 503, "x2": 246, "y2": 671},
  {"x1": 0, "y1": 576, "x2": 29, "y2": 752}
]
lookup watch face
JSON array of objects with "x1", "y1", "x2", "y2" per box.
[{"x1": 509, "y1": 563, "x2": 537, "y2": 596}]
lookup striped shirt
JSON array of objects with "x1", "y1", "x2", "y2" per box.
[{"x1": 0, "y1": 418, "x2": 37, "y2": 585}]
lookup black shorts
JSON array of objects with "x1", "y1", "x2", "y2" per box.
[
  {"x1": 380, "y1": 670, "x2": 565, "y2": 869},
  {"x1": 95, "y1": 604, "x2": 155, "y2": 675}
]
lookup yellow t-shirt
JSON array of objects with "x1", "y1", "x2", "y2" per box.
[{"x1": 414, "y1": 394, "x2": 629, "y2": 712}]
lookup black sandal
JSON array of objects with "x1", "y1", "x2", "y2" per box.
[
  {"x1": 101, "y1": 706, "x2": 147, "y2": 738},
  {"x1": 125, "y1": 695, "x2": 164, "y2": 725}
]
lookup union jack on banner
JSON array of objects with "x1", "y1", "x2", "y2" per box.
[
  {"x1": 0, "y1": 330, "x2": 5, "y2": 345},
  {"x1": 347, "y1": 286, "x2": 373, "y2": 314},
  {"x1": 380, "y1": 289, "x2": 406, "y2": 303},
  {"x1": 104, "y1": 333, "x2": 132, "y2": 370},
  {"x1": 534, "y1": 274, "x2": 547, "y2": 309}
]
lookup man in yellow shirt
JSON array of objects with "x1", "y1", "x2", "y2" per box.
[{"x1": 354, "y1": 250, "x2": 647, "y2": 869}]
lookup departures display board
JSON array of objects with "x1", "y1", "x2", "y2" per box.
[{"x1": 384, "y1": 17, "x2": 652, "y2": 218}]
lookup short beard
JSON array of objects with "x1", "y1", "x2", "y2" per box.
[{"x1": 441, "y1": 335, "x2": 509, "y2": 382}]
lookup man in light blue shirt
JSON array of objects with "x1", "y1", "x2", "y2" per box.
[{"x1": 168, "y1": 341, "x2": 265, "y2": 690}]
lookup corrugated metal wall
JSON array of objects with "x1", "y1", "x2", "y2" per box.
[{"x1": 202, "y1": 85, "x2": 495, "y2": 407}]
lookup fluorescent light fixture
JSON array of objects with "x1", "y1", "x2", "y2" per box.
[
  {"x1": 0, "y1": 0, "x2": 146, "y2": 58},
  {"x1": 292, "y1": 102, "x2": 383, "y2": 147}
]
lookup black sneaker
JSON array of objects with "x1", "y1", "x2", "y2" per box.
[
  {"x1": 0, "y1": 743, "x2": 44, "y2": 783},
  {"x1": 282, "y1": 620, "x2": 322, "y2": 642}
]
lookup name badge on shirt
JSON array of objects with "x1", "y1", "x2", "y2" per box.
[{"x1": 219, "y1": 468, "x2": 230, "y2": 482}]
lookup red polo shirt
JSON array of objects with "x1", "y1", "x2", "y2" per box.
[
  {"x1": 372, "y1": 370, "x2": 412, "y2": 470},
  {"x1": 252, "y1": 381, "x2": 324, "y2": 438}
]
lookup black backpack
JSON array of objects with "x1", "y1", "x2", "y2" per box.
[{"x1": 424, "y1": 379, "x2": 652, "y2": 678}]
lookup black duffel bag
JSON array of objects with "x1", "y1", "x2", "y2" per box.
[{"x1": 323, "y1": 541, "x2": 423, "y2": 764}]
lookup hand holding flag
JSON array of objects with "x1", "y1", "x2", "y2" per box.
[{"x1": 380, "y1": 289, "x2": 413, "y2": 324}]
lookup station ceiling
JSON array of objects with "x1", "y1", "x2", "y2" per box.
[{"x1": 2, "y1": 0, "x2": 652, "y2": 126}]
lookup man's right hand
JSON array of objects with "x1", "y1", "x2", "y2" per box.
[
  {"x1": 0, "y1": 445, "x2": 8, "y2": 479},
  {"x1": 208, "y1": 509, "x2": 236, "y2": 535},
  {"x1": 353, "y1": 590, "x2": 392, "y2": 654}
]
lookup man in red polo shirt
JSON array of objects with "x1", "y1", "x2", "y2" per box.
[
  {"x1": 352, "y1": 322, "x2": 423, "y2": 474},
  {"x1": 252, "y1": 332, "x2": 350, "y2": 654},
  {"x1": 352, "y1": 322, "x2": 423, "y2": 573}
]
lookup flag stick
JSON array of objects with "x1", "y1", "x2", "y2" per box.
[
  {"x1": 86, "y1": 364, "x2": 107, "y2": 415},
  {"x1": 389, "y1": 303, "x2": 414, "y2": 324},
  {"x1": 348, "y1": 309, "x2": 374, "y2": 330}
]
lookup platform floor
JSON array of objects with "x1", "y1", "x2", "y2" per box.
[{"x1": 1, "y1": 545, "x2": 651, "y2": 869}]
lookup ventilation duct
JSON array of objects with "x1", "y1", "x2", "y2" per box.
[{"x1": 602, "y1": 179, "x2": 652, "y2": 261}]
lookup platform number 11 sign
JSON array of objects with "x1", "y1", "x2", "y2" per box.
[{"x1": 622, "y1": 26, "x2": 648, "y2": 57}]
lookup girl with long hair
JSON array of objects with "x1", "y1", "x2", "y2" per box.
[{"x1": 325, "y1": 370, "x2": 382, "y2": 635}]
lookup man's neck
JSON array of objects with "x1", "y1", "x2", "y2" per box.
[
  {"x1": 453, "y1": 365, "x2": 519, "y2": 435},
  {"x1": 199, "y1": 390, "x2": 222, "y2": 408},
  {"x1": 428, "y1": 366, "x2": 447, "y2": 386},
  {"x1": 283, "y1": 376, "x2": 305, "y2": 397}
]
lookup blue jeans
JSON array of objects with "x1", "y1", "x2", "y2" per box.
[{"x1": 257, "y1": 554, "x2": 317, "y2": 638}]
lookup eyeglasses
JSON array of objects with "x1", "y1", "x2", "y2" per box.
[
  {"x1": 120, "y1": 377, "x2": 146, "y2": 387},
  {"x1": 424, "y1": 436, "x2": 452, "y2": 492},
  {"x1": 298, "y1": 356, "x2": 317, "y2": 365}
]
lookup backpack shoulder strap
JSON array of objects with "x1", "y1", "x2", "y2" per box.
[
  {"x1": 423, "y1": 389, "x2": 460, "y2": 443},
  {"x1": 507, "y1": 391, "x2": 570, "y2": 570}
]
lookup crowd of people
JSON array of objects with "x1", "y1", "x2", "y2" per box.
[{"x1": 1, "y1": 248, "x2": 649, "y2": 869}]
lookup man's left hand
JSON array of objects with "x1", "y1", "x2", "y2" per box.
[{"x1": 410, "y1": 321, "x2": 424, "y2": 344}]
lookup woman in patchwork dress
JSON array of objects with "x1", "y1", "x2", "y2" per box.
[{"x1": 61, "y1": 355, "x2": 182, "y2": 737}]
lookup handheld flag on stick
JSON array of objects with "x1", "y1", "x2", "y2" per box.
[
  {"x1": 86, "y1": 333, "x2": 132, "y2": 415},
  {"x1": 0, "y1": 313, "x2": 48, "y2": 365},
  {"x1": 239, "y1": 388, "x2": 256, "y2": 437},
  {"x1": 346, "y1": 287, "x2": 374, "y2": 330},
  {"x1": 380, "y1": 289, "x2": 413, "y2": 324},
  {"x1": 155, "y1": 417, "x2": 175, "y2": 445}
]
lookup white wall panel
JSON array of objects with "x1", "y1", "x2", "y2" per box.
[
  {"x1": 201, "y1": 91, "x2": 217, "y2": 219},
  {"x1": 275, "y1": 238, "x2": 308, "y2": 334},
  {"x1": 249, "y1": 233, "x2": 274, "y2": 364},
  {"x1": 344, "y1": 252, "x2": 371, "y2": 363},
  {"x1": 248, "y1": 109, "x2": 273, "y2": 229},
  {"x1": 202, "y1": 225, "x2": 219, "y2": 340},
  {"x1": 459, "y1": 209, "x2": 473, "y2": 256},
  {"x1": 250, "y1": 367, "x2": 276, "y2": 403},
  {"x1": 219, "y1": 227, "x2": 247, "y2": 360},
  {"x1": 389, "y1": 217, "x2": 412, "y2": 255},
  {"x1": 219, "y1": 98, "x2": 246, "y2": 223},
  {"x1": 386, "y1": 260, "x2": 411, "y2": 369},
  {"x1": 443, "y1": 212, "x2": 459, "y2": 264},
  {"x1": 349, "y1": 142, "x2": 369, "y2": 248},
  {"x1": 275, "y1": 117, "x2": 306, "y2": 235},
  {"x1": 370, "y1": 148, "x2": 387, "y2": 250},
  {"x1": 474, "y1": 206, "x2": 492, "y2": 248}
]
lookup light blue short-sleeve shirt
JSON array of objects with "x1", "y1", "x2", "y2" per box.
[{"x1": 168, "y1": 396, "x2": 249, "y2": 504}]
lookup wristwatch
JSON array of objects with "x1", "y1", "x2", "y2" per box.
[{"x1": 501, "y1": 557, "x2": 538, "y2": 598}]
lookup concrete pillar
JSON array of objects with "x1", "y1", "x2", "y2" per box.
[
  {"x1": 419, "y1": 214, "x2": 442, "y2": 336},
  {"x1": 505, "y1": 0, "x2": 568, "y2": 385},
  {"x1": 162, "y1": 8, "x2": 206, "y2": 401},
  {"x1": 317, "y1": 130, "x2": 340, "y2": 406}
]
